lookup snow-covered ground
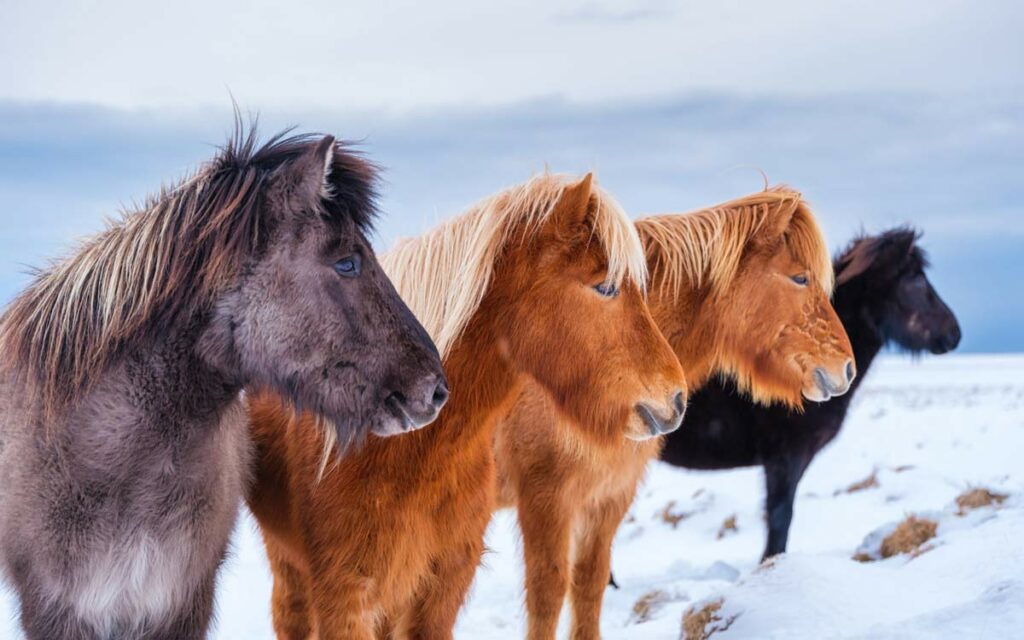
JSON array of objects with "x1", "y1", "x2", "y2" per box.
[{"x1": 2, "y1": 354, "x2": 1022, "y2": 639}]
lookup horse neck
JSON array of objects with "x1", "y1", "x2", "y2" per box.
[
  {"x1": 64, "y1": 313, "x2": 242, "y2": 444},
  {"x1": 830, "y1": 283, "x2": 886, "y2": 405},
  {"x1": 419, "y1": 311, "x2": 522, "y2": 448},
  {"x1": 647, "y1": 281, "x2": 723, "y2": 389}
]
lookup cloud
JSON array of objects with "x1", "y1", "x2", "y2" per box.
[
  {"x1": 553, "y1": 1, "x2": 674, "y2": 24},
  {"x1": 0, "y1": 0, "x2": 1021, "y2": 111}
]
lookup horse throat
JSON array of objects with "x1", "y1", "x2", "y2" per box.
[
  {"x1": 648, "y1": 284, "x2": 722, "y2": 390},
  {"x1": 426, "y1": 315, "x2": 524, "y2": 445}
]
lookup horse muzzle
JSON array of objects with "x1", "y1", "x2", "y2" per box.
[
  {"x1": 631, "y1": 390, "x2": 687, "y2": 439},
  {"x1": 804, "y1": 360, "x2": 855, "y2": 402}
]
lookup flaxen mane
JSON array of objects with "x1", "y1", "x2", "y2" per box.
[
  {"x1": 0, "y1": 125, "x2": 377, "y2": 417},
  {"x1": 637, "y1": 186, "x2": 833, "y2": 300},
  {"x1": 381, "y1": 173, "x2": 647, "y2": 358}
]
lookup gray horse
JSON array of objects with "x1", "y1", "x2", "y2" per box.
[{"x1": 0, "y1": 125, "x2": 447, "y2": 639}]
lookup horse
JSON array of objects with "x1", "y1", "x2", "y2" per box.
[
  {"x1": 660, "y1": 227, "x2": 960, "y2": 560},
  {"x1": 0, "y1": 125, "x2": 446, "y2": 640},
  {"x1": 246, "y1": 172, "x2": 687, "y2": 639},
  {"x1": 495, "y1": 187, "x2": 856, "y2": 640}
]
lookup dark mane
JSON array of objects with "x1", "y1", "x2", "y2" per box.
[
  {"x1": 0, "y1": 123, "x2": 378, "y2": 417},
  {"x1": 834, "y1": 226, "x2": 927, "y2": 285},
  {"x1": 221, "y1": 122, "x2": 379, "y2": 233}
]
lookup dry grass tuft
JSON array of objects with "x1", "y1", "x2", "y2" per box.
[
  {"x1": 852, "y1": 551, "x2": 873, "y2": 563},
  {"x1": 879, "y1": 515, "x2": 938, "y2": 558},
  {"x1": 955, "y1": 487, "x2": 1008, "y2": 515},
  {"x1": 681, "y1": 599, "x2": 737, "y2": 640},
  {"x1": 630, "y1": 589, "x2": 670, "y2": 624},
  {"x1": 836, "y1": 469, "x2": 879, "y2": 495},
  {"x1": 716, "y1": 514, "x2": 738, "y2": 539},
  {"x1": 659, "y1": 500, "x2": 691, "y2": 528}
]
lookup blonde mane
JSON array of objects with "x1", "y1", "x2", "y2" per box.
[
  {"x1": 381, "y1": 173, "x2": 648, "y2": 359},
  {"x1": 636, "y1": 186, "x2": 833, "y2": 300}
]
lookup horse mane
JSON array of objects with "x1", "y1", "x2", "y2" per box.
[
  {"x1": 636, "y1": 186, "x2": 834, "y2": 300},
  {"x1": 381, "y1": 173, "x2": 647, "y2": 359},
  {"x1": 0, "y1": 124, "x2": 378, "y2": 416},
  {"x1": 834, "y1": 227, "x2": 927, "y2": 286}
]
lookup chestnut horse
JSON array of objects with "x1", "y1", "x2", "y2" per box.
[
  {"x1": 495, "y1": 187, "x2": 856, "y2": 640},
  {"x1": 247, "y1": 173, "x2": 687, "y2": 639}
]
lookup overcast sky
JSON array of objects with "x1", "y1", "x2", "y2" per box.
[
  {"x1": 0, "y1": 0, "x2": 1021, "y2": 352},
  {"x1": 2, "y1": 0, "x2": 1022, "y2": 111}
]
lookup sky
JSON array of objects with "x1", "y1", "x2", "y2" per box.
[{"x1": 0, "y1": 0, "x2": 1021, "y2": 351}]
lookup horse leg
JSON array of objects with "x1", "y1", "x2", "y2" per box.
[
  {"x1": 399, "y1": 534, "x2": 486, "y2": 640},
  {"x1": 568, "y1": 495, "x2": 630, "y2": 640},
  {"x1": 303, "y1": 546, "x2": 377, "y2": 640},
  {"x1": 264, "y1": 539, "x2": 315, "y2": 640},
  {"x1": 762, "y1": 452, "x2": 811, "y2": 561},
  {"x1": 519, "y1": 489, "x2": 573, "y2": 640}
]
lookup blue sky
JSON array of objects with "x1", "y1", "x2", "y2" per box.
[{"x1": 0, "y1": 0, "x2": 1021, "y2": 351}]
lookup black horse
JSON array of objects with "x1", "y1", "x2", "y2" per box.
[{"x1": 659, "y1": 228, "x2": 961, "y2": 561}]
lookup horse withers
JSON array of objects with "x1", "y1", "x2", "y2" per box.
[{"x1": 0, "y1": 126, "x2": 445, "y2": 639}]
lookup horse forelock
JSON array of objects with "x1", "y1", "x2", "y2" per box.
[
  {"x1": 781, "y1": 192, "x2": 834, "y2": 296},
  {"x1": 834, "y1": 227, "x2": 926, "y2": 286},
  {"x1": 638, "y1": 186, "x2": 833, "y2": 300},
  {"x1": 379, "y1": 172, "x2": 647, "y2": 360}
]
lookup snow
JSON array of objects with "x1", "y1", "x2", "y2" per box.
[{"x1": 2, "y1": 353, "x2": 1022, "y2": 639}]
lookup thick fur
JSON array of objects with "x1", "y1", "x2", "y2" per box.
[
  {"x1": 495, "y1": 187, "x2": 856, "y2": 640},
  {"x1": 247, "y1": 173, "x2": 686, "y2": 639},
  {"x1": 0, "y1": 124, "x2": 444, "y2": 639},
  {"x1": 660, "y1": 228, "x2": 960, "y2": 560}
]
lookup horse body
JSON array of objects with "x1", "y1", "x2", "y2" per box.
[
  {"x1": 247, "y1": 173, "x2": 686, "y2": 639},
  {"x1": 0, "y1": 127, "x2": 445, "y2": 639},
  {"x1": 496, "y1": 188, "x2": 856, "y2": 640},
  {"x1": 660, "y1": 228, "x2": 961, "y2": 560}
]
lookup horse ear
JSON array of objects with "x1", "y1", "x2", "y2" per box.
[
  {"x1": 548, "y1": 173, "x2": 595, "y2": 233},
  {"x1": 755, "y1": 196, "x2": 799, "y2": 245},
  {"x1": 283, "y1": 135, "x2": 336, "y2": 206},
  {"x1": 885, "y1": 229, "x2": 917, "y2": 258},
  {"x1": 310, "y1": 135, "x2": 336, "y2": 200},
  {"x1": 835, "y1": 246, "x2": 876, "y2": 285}
]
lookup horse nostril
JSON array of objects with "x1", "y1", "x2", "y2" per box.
[
  {"x1": 386, "y1": 390, "x2": 407, "y2": 407},
  {"x1": 845, "y1": 360, "x2": 856, "y2": 384},
  {"x1": 672, "y1": 390, "x2": 686, "y2": 416},
  {"x1": 431, "y1": 379, "x2": 450, "y2": 409}
]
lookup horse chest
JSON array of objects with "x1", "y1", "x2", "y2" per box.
[
  {"x1": 69, "y1": 531, "x2": 196, "y2": 635},
  {"x1": 55, "y1": 395, "x2": 252, "y2": 631}
]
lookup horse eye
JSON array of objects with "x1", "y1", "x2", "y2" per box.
[
  {"x1": 334, "y1": 254, "x2": 361, "y2": 278},
  {"x1": 593, "y1": 282, "x2": 619, "y2": 298},
  {"x1": 790, "y1": 274, "x2": 808, "y2": 286}
]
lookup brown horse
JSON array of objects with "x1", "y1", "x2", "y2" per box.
[
  {"x1": 494, "y1": 187, "x2": 855, "y2": 640},
  {"x1": 246, "y1": 173, "x2": 687, "y2": 639}
]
